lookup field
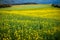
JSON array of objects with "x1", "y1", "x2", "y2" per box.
[{"x1": 0, "y1": 4, "x2": 60, "y2": 40}]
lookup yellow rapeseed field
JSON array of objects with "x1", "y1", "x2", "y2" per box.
[{"x1": 0, "y1": 4, "x2": 60, "y2": 40}]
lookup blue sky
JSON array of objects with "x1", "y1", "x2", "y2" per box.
[{"x1": 0, "y1": 0, "x2": 60, "y2": 4}]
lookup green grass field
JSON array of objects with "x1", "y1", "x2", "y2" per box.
[{"x1": 0, "y1": 4, "x2": 60, "y2": 40}]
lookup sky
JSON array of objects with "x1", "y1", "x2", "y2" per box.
[{"x1": 0, "y1": 0, "x2": 60, "y2": 4}]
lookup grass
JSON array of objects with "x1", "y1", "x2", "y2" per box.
[
  {"x1": 0, "y1": 4, "x2": 60, "y2": 11},
  {"x1": 0, "y1": 4, "x2": 60, "y2": 40}
]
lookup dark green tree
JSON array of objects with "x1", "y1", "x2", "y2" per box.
[{"x1": 0, "y1": 0, "x2": 11, "y2": 8}]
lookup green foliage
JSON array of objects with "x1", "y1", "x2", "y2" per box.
[{"x1": 0, "y1": 12, "x2": 60, "y2": 40}]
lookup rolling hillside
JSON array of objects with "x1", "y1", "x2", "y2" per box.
[{"x1": 0, "y1": 4, "x2": 60, "y2": 40}]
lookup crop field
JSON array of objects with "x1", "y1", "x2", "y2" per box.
[{"x1": 0, "y1": 4, "x2": 60, "y2": 40}]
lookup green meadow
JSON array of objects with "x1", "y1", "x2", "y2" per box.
[{"x1": 0, "y1": 4, "x2": 60, "y2": 40}]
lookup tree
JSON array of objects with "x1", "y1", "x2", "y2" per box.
[
  {"x1": 52, "y1": 4, "x2": 60, "y2": 8},
  {"x1": 0, "y1": 0, "x2": 11, "y2": 8}
]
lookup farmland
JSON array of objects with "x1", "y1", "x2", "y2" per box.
[{"x1": 0, "y1": 4, "x2": 60, "y2": 40}]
